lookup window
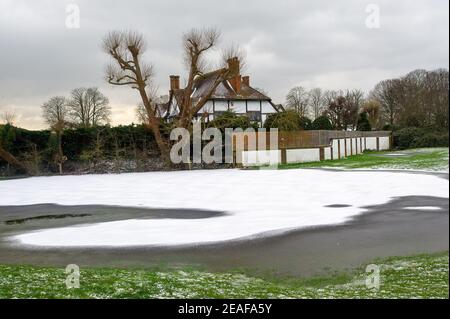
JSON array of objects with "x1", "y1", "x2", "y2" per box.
[{"x1": 247, "y1": 111, "x2": 262, "y2": 122}]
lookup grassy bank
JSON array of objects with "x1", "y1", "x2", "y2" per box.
[
  {"x1": 0, "y1": 252, "x2": 448, "y2": 299},
  {"x1": 277, "y1": 147, "x2": 449, "y2": 171}
]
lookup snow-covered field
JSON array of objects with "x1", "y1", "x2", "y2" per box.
[{"x1": 0, "y1": 169, "x2": 448, "y2": 247}]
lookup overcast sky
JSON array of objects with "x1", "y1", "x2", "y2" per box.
[{"x1": 0, "y1": 0, "x2": 448, "y2": 129}]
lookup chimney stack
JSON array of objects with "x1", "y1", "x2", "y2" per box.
[
  {"x1": 242, "y1": 76, "x2": 250, "y2": 87},
  {"x1": 227, "y1": 57, "x2": 241, "y2": 92},
  {"x1": 169, "y1": 75, "x2": 180, "y2": 91}
]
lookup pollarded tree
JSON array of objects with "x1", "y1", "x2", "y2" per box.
[
  {"x1": 42, "y1": 96, "x2": 70, "y2": 174},
  {"x1": 103, "y1": 29, "x2": 239, "y2": 163}
]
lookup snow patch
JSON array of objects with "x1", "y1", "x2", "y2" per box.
[
  {"x1": 0, "y1": 169, "x2": 448, "y2": 247},
  {"x1": 403, "y1": 206, "x2": 442, "y2": 211}
]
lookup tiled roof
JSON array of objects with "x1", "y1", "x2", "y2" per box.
[{"x1": 191, "y1": 71, "x2": 271, "y2": 101}]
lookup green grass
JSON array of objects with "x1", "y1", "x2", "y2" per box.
[
  {"x1": 0, "y1": 252, "x2": 448, "y2": 299},
  {"x1": 277, "y1": 147, "x2": 449, "y2": 171}
]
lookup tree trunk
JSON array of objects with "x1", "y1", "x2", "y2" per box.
[
  {"x1": 148, "y1": 121, "x2": 171, "y2": 166},
  {"x1": 0, "y1": 145, "x2": 27, "y2": 173},
  {"x1": 57, "y1": 131, "x2": 64, "y2": 174}
]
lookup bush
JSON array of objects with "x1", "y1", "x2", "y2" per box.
[
  {"x1": 356, "y1": 112, "x2": 372, "y2": 131},
  {"x1": 311, "y1": 115, "x2": 334, "y2": 130},
  {"x1": 298, "y1": 116, "x2": 312, "y2": 130},
  {"x1": 393, "y1": 127, "x2": 449, "y2": 149},
  {"x1": 207, "y1": 111, "x2": 258, "y2": 131},
  {"x1": 412, "y1": 132, "x2": 449, "y2": 148},
  {"x1": 264, "y1": 110, "x2": 311, "y2": 131},
  {"x1": 393, "y1": 127, "x2": 424, "y2": 149}
]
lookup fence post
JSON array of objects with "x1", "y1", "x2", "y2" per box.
[
  {"x1": 281, "y1": 148, "x2": 287, "y2": 164},
  {"x1": 344, "y1": 138, "x2": 347, "y2": 157},
  {"x1": 338, "y1": 139, "x2": 341, "y2": 159}
]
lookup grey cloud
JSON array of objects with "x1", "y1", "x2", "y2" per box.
[{"x1": 0, "y1": 0, "x2": 448, "y2": 129}]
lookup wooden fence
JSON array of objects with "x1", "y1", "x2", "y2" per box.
[{"x1": 232, "y1": 130, "x2": 392, "y2": 165}]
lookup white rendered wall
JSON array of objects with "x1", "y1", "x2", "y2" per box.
[
  {"x1": 332, "y1": 140, "x2": 340, "y2": 159},
  {"x1": 242, "y1": 150, "x2": 281, "y2": 166},
  {"x1": 357, "y1": 138, "x2": 363, "y2": 154},
  {"x1": 324, "y1": 147, "x2": 332, "y2": 160},
  {"x1": 197, "y1": 101, "x2": 213, "y2": 114},
  {"x1": 261, "y1": 114, "x2": 267, "y2": 125},
  {"x1": 214, "y1": 100, "x2": 228, "y2": 111},
  {"x1": 247, "y1": 101, "x2": 260, "y2": 111},
  {"x1": 261, "y1": 101, "x2": 276, "y2": 113},
  {"x1": 345, "y1": 138, "x2": 351, "y2": 156},
  {"x1": 286, "y1": 149, "x2": 320, "y2": 163},
  {"x1": 366, "y1": 137, "x2": 377, "y2": 150},
  {"x1": 379, "y1": 136, "x2": 390, "y2": 150},
  {"x1": 230, "y1": 101, "x2": 246, "y2": 113}
]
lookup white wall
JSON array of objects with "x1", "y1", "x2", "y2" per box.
[
  {"x1": 324, "y1": 147, "x2": 332, "y2": 160},
  {"x1": 366, "y1": 137, "x2": 377, "y2": 150},
  {"x1": 240, "y1": 134, "x2": 390, "y2": 166},
  {"x1": 242, "y1": 150, "x2": 281, "y2": 166},
  {"x1": 230, "y1": 101, "x2": 246, "y2": 113},
  {"x1": 345, "y1": 138, "x2": 351, "y2": 156},
  {"x1": 351, "y1": 138, "x2": 357, "y2": 155},
  {"x1": 261, "y1": 101, "x2": 276, "y2": 113},
  {"x1": 357, "y1": 138, "x2": 363, "y2": 154},
  {"x1": 247, "y1": 101, "x2": 260, "y2": 111},
  {"x1": 332, "y1": 139, "x2": 339, "y2": 159},
  {"x1": 214, "y1": 100, "x2": 228, "y2": 111},
  {"x1": 261, "y1": 114, "x2": 267, "y2": 124},
  {"x1": 197, "y1": 101, "x2": 214, "y2": 113},
  {"x1": 286, "y1": 148, "x2": 320, "y2": 163},
  {"x1": 379, "y1": 136, "x2": 390, "y2": 150}
]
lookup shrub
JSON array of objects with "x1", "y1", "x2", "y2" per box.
[
  {"x1": 207, "y1": 110, "x2": 258, "y2": 131},
  {"x1": 356, "y1": 112, "x2": 372, "y2": 131},
  {"x1": 411, "y1": 132, "x2": 449, "y2": 148},
  {"x1": 298, "y1": 116, "x2": 312, "y2": 130},
  {"x1": 264, "y1": 110, "x2": 311, "y2": 131},
  {"x1": 311, "y1": 115, "x2": 334, "y2": 130},
  {"x1": 393, "y1": 127, "x2": 449, "y2": 149},
  {"x1": 393, "y1": 127, "x2": 424, "y2": 149}
]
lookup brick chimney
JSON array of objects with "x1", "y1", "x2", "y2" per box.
[
  {"x1": 242, "y1": 76, "x2": 250, "y2": 87},
  {"x1": 169, "y1": 75, "x2": 180, "y2": 91},
  {"x1": 227, "y1": 57, "x2": 241, "y2": 93}
]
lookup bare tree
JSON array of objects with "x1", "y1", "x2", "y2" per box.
[
  {"x1": 68, "y1": 87, "x2": 111, "y2": 127},
  {"x1": 326, "y1": 95, "x2": 346, "y2": 130},
  {"x1": 42, "y1": 96, "x2": 70, "y2": 174},
  {"x1": 286, "y1": 86, "x2": 310, "y2": 117},
  {"x1": 177, "y1": 27, "x2": 237, "y2": 128},
  {"x1": 322, "y1": 90, "x2": 343, "y2": 108},
  {"x1": 344, "y1": 89, "x2": 365, "y2": 130},
  {"x1": 221, "y1": 43, "x2": 247, "y2": 74},
  {"x1": 104, "y1": 28, "x2": 237, "y2": 163},
  {"x1": 1, "y1": 111, "x2": 16, "y2": 125},
  {"x1": 308, "y1": 88, "x2": 325, "y2": 119},
  {"x1": 370, "y1": 79, "x2": 402, "y2": 128}
]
